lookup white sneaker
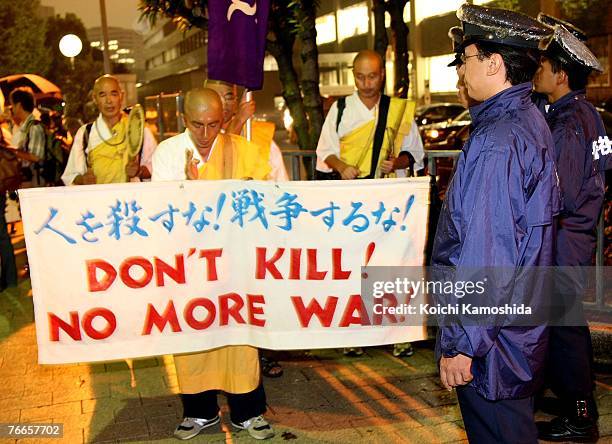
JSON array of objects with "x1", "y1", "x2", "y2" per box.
[
  {"x1": 173, "y1": 416, "x2": 220, "y2": 440},
  {"x1": 231, "y1": 415, "x2": 275, "y2": 440}
]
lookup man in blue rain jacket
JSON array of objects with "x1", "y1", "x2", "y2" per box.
[
  {"x1": 533, "y1": 22, "x2": 608, "y2": 442},
  {"x1": 430, "y1": 4, "x2": 560, "y2": 444}
]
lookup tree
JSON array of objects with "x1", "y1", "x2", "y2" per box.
[
  {"x1": 372, "y1": 0, "x2": 409, "y2": 98},
  {"x1": 0, "y1": 0, "x2": 50, "y2": 77},
  {"x1": 45, "y1": 14, "x2": 104, "y2": 119},
  {"x1": 139, "y1": 0, "x2": 324, "y2": 150},
  {"x1": 555, "y1": 0, "x2": 612, "y2": 34}
]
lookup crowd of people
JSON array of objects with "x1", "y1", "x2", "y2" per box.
[{"x1": 0, "y1": 2, "x2": 610, "y2": 443}]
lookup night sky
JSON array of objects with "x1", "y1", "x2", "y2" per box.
[{"x1": 40, "y1": 0, "x2": 143, "y2": 31}]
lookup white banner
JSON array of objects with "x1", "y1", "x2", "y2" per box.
[{"x1": 19, "y1": 178, "x2": 430, "y2": 364}]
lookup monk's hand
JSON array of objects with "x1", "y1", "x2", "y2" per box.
[
  {"x1": 380, "y1": 156, "x2": 397, "y2": 174},
  {"x1": 440, "y1": 354, "x2": 473, "y2": 391},
  {"x1": 339, "y1": 164, "x2": 360, "y2": 180},
  {"x1": 236, "y1": 99, "x2": 256, "y2": 125},
  {"x1": 125, "y1": 157, "x2": 140, "y2": 178},
  {"x1": 76, "y1": 168, "x2": 97, "y2": 185},
  {"x1": 185, "y1": 149, "x2": 200, "y2": 180}
]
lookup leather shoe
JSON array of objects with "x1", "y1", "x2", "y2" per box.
[{"x1": 537, "y1": 415, "x2": 599, "y2": 443}]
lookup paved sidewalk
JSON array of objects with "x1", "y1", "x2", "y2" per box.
[{"x1": 0, "y1": 225, "x2": 610, "y2": 443}]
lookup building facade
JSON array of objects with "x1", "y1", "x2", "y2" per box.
[
  {"x1": 87, "y1": 26, "x2": 145, "y2": 77},
  {"x1": 314, "y1": 0, "x2": 611, "y2": 104}
]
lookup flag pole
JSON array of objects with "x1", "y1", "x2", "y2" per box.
[
  {"x1": 245, "y1": 90, "x2": 252, "y2": 141},
  {"x1": 99, "y1": 0, "x2": 112, "y2": 74}
]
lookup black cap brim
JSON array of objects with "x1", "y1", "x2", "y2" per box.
[{"x1": 447, "y1": 55, "x2": 462, "y2": 67}]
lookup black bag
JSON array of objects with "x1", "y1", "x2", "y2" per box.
[{"x1": 314, "y1": 170, "x2": 341, "y2": 180}]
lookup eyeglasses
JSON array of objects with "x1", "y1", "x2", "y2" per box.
[{"x1": 460, "y1": 53, "x2": 480, "y2": 63}]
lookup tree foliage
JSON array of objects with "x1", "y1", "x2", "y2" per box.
[
  {"x1": 0, "y1": 0, "x2": 50, "y2": 77},
  {"x1": 372, "y1": 0, "x2": 410, "y2": 98},
  {"x1": 556, "y1": 0, "x2": 612, "y2": 34},
  {"x1": 139, "y1": 0, "x2": 323, "y2": 150}
]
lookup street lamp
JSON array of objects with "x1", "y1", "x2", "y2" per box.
[{"x1": 59, "y1": 34, "x2": 83, "y2": 68}]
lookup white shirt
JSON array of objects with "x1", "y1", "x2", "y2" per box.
[
  {"x1": 152, "y1": 129, "x2": 288, "y2": 182},
  {"x1": 316, "y1": 92, "x2": 424, "y2": 174},
  {"x1": 152, "y1": 130, "x2": 201, "y2": 181},
  {"x1": 61, "y1": 114, "x2": 157, "y2": 185},
  {"x1": 267, "y1": 139, "x2": 289, "y2": 181}
]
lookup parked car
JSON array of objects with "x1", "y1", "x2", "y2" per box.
[
  {"x1": 420, "y1": 109, "x2": 472, "y2": 150},
  {"x1": 415, "y1": 103, "x2": 465, "y2": 126}
]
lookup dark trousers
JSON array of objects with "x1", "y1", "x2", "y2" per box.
[
  {"x1": 457, "y1": 386, "x2": 537, "y2": 444},
  {"x1": 180, "y1": 383, "x2": 266, "y2": 424},
  {"x1": 546, "y1": 325, "x2": 598, "y2": 417},
  {"x1": 0, "y1": 194, "x2": 17, "y2": 289}
]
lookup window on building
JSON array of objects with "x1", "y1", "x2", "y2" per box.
[
  {"x1": 426, "y1": 54, "x2": 459, "y2": 93},
  {"x1": 263, "y1": 55, "x2": 278, "y2": 71},
  {"x1": 316, "y1": 13, "x2": 336, "y2": 45},
  {"x1": 337, "y1": 2, "x2": 369, "y2": 41},
  {"x1": 415, "y1": 0, "x2": 463, "y2": 23},
  {"x1": 320, "y1": 69, "x2": 338, "y2": 86}
]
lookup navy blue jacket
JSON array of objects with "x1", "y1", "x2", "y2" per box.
[
  {"x1": 542, "y1": 90, "x2": 606, "y2": 266},
  {"x1": 432, "y1": 83, "x2": 561, "y2": 400}
]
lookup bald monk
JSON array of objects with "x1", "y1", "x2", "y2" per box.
[
  {"x1": 316, "y1": 50, "x2": 424, "y2": 358},
  {"x1": 204, "y1": 79, "x2": 288, "y2": 181},
  {"x1": 62, "y1": 75, "x2": 157, "y2": 185},
  {"x1": 151, "y1": 88, "x2": 274, "y2": 441},
  {"x1": 316, "y1": 49, "x2": 424, "y2": 180}
]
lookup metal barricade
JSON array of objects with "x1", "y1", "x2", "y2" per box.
[
  {"x1": 281, "y1": 149, "x2": 317, "y2": 181},
  {"x1": 144, "y1": 93, "x2": 184, "y2": 141}
]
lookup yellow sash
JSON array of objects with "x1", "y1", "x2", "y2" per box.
[
  {"x1": 340, "y1": 98, "x2": 416, "y2": 178},
  {"x1": 176, "y1": 132, "x2": 269, "y2": 395},
  {"x1": 88, "y1": 116, "x2": 129, "y2": 184},
  {"x1": 174, "y1": 346, "x2": 261, "y2": 394},
  {"x1": 251, "y1": 120, "x2": 275, "y2": 156},
  {"x1": 198, "y1": 133, "x2": 271, "y2": 180}
]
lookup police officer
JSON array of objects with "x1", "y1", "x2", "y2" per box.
[
  {"x1": 533, "y1": 22, "x2": 607, "y2": 442},
  {"x1": 431, "y1": 4, "x2": 558, "y2": 443}
]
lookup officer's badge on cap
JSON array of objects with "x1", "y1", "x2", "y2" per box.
[
  {"x1": 447, "y1": 26, "x2": 464, "y2": 67},
  {"x1": 540, "y1": 25, "x2": 603, "y2": 73},
  {"x1": 537, "y1": 13, "x2": 587, "y2": 42},
  {"x1": 457, "y1": 3, "x2": 552, "y2": 49}
]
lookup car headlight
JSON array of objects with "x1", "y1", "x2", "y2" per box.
[
  {"x1": 283, "y1": 108, "x2": 293, "y2": 130},
  {"x1": 426, "y1": 129, "x2": 440, "y2": 139}
]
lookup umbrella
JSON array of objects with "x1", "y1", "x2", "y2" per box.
[
  {"x1": 0, "y1": 74, "x2": 62, "y2": 102},
  {"x1": 0, "y1": 74, "x2": 63, "y2": 112}
]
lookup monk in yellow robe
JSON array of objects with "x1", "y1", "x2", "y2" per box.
[
  {"x1": 315, "y1": 50, "x2": 422, "y2": 180},
  {"x1": 62, "y1": 75, "x2": 156, "y2": 185},
  {"x1": 151, "y1": 88, "x2": 274, "y2": 441},
  {"x1": 204, "y1": 79, "x2": 288, "y2": 181}
]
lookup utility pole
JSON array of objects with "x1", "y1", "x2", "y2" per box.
[{"x1": 99, "y1": 0, "x2": 112, "y2": 74}]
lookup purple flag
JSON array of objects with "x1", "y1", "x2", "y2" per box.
[{"x1": 207, "y1": 0, "x2": 270, "y2": 90}]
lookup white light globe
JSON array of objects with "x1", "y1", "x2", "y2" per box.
[{"x1": 59, "y1": 34, "x2": 83, "y2": 58}]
